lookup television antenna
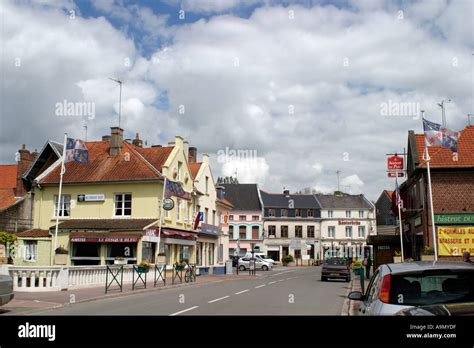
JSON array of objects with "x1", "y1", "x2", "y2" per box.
[{"x1": 109, "y1": 78, "x2": 123, "y2": 128}]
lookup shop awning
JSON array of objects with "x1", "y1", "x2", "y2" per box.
[
  {"x1": 162, "y1": 229, "x2": 197, "y2": 240},
  {"x1": 266, "y1": 246, "x2": 280, "y2": 251},
  {"x1": 198, "y1": 223, "x2": 220, "y2": 238},
  {"x1": 70, "y1": 231, "x2": 142, "y2": 243}
]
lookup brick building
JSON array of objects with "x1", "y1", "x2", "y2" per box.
[{"x1": 400, "y1": 124, "x2": 474, "y2": 260}]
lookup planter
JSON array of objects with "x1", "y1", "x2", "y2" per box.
[
  {"x1": 114, "y1": 259, "x2": 127, "y2": 265},
  {"x1": 137, "y1": 266, "x2": 149, "y2": 274},
  {"x1": 54, "y1": 254, "x2": 68, "y2": 265},
  {"x1": 353, "y1": 268, "x2": 361, "y2": 276},
  {"x1": 393, "y1": 256, "x2": 402, "y2": 263},
  {"x1": 421, "y1": 255, "x2": 435, "y2": 261},
  {"x1": 175, "y1": 265, "x2": 185, "y2": 271}
]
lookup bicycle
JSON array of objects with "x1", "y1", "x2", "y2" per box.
[{"x1": 184, "y1": 264, "x2": 196, "y2": 283}]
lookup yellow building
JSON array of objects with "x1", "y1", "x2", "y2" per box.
[{"x1": 16, "y1": 128, "x2": 199, "y2": 267}]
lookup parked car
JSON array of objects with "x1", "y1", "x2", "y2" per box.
[
  {"x1": 321, "y1": 257, "x2": 351, "y2": 282},
  {"x1": 348, "y1": 261, "x2": 474, "y2": 315},
  {"x1": 395, "y1": 302, "x2": 474, "y2": 316},
  {"x1": 244, "y1": 252, "x2": 276, "y2": 266},
  {"x1": 0, "y1": 274, "x2": 14, "y2": 306},
  {"x1": 238, "y1": 257, "x2": 272, "y2": 271}
]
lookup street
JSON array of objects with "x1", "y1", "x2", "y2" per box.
[{"x1": 31, "y1": 267, "x2": 348, "y2": 315}]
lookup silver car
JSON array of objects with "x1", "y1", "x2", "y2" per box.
[
  {"x1": 238, "y1": 257, "x2": 272, "y2": 271},
  {"x1": 0, "y1": 274, "x2": 14, "y2": 306},
  {"x1": 348, "y1": 261, "x2": 474, "y2": 315}
]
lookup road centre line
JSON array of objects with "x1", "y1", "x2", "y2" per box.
[
  {"x1": 208, "y1": 295, "x2": 230, "y2": 303},
  {"x1": 255, "y1": 284, "x2": 266, "y2": 289},
  {"x1": 268, "y1": 281, "x2": 276, "y2": 284},
  {"x1": 169, "y1": 306, "x2": 199, "y2": 316},
  {"x1": 235, "y1": 289, "x2": 249, "y2": 295}
]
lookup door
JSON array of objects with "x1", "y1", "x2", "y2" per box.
[
  {"x1": 360, "y1": 270, "x2": 381, "y2": 315},
  {"x1": 282, "y1": 246, "x2": 289, "y2": 259}
]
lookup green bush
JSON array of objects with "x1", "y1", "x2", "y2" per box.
[{"x1": 282, "y1": 255, "x2": 294, "y2": 264}]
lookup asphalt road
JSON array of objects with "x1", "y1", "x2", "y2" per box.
[{"x1": 34, "y1": 267, "x2": 349, "y2": 315}]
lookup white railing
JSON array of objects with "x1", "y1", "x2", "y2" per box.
[{"x1": 7, "y1": 266, "x2": 63, "y2": 292}]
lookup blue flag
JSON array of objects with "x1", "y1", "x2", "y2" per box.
[
  {"x1": 422, "y1": 118, "x2": 459, "y2": 153},
  {"x1": 164, "y1": 179, "x2": 191, "y2": 200},
  {"x1": 65, "y1": 138, "x2": 89, "y2": 163}
]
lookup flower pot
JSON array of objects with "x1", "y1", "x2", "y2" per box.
[
  {"x1": 175, "y1": 265, "x2": 185, "y2": 271},
  {"x1": 421, "y1": 255, "x2": 435, "y2": 261},
  {"x1": 137, "y1": 266, "x2": 149, "y2": 274},
  {"x1": 353, "y1": 268, "x2": 361, "y2": 276},
  {"x1": 393, "y1": 256, "x2": 402, "y2": 263},
  {"x1": 54, "y1": 254, "x2": 68, "y2": 265}
]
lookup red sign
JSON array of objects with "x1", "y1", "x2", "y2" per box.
[
  {"x1": 338, "y1": 220, "x2": 361, "y2": 225},
  {"x1": 387, "y1": 156, "x2": 403, "y2": 170},
  {"x1": 387, "y1": 172, "x2": 404, "y2": 178}
]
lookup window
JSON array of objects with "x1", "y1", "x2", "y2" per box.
[
  {"x1": 295, "y1": 225, "x2": 303, "y2": 238},
  {"x1": 205, "y1": 176, "x2": 209, "y2": 194},
  {"x1": 218, "y1": 244, "x2": 224, "y2": 262},
  {"x1": 345, "y1": 226, "x2": 352, "y2": 238},
  {"x1": 281, "y1": 209, "x2": 287, "y2": 217},
  {"x1": 307, "y1": 209, "x2": 313, "y2": 217},
  {"x1": 307, "y1": 226, "x2": 315, "y2": 238},
  {"x1": 358, "y1": 226, "x2": 365, "y2": 238},
  {"x1": 295, "y1": 209, "x2": 302, "y2": 217},
  {"x1": 212, "y1": 210, "x2": 216, "y2": 225},
  {"x1": 205, "y1": 208, "x2": 209, "y2": 224},
  {"x1": 114, "y1": 193, "x2": 132, "y2": 216},
  {"x1": 294, "y1": 249, "x2": 301, "y2": 259},
  {"x1": 346, "y1": 210, "x2": 351, "y2": 218},
  {"x1": 196, "y1": 242, "x2": 203, "y2": 265},
  {"x1": 239, "y1": 226, "x2": 246, "y2": 240},
  {"x1": 328, "y1": 210, "x2": 333, "y2": 218},
  {"x1": 281, "y1": 226, "x2": 288, "y2": 238},
  {"x1": 268, "y1": 209, "x2": 275, "y2": 217},
  {"x1": 177, "y1": 161, "x2": 182, "y2": 180},
  {"x1": 252, "y1": 226, "x2": 259, "y2": 239},
  {"x1": 208, "y1": 243, "x2": 215, "y2": 265},
  {"x1": 419, "y1": 178, "x2": 424, "y2": 208},
  {"x1": 239, "y1": 215, "x2": 246, "y2": 221},
  {"x1": 229, "y1": 215, "x2": 234, "y2": 221},
  {"x1": 176, "y1": 199, "x2": 181, "y2": 221},
  {"x1": 54, "y1": 195, "x2": 71, "y2": 217},
  {"x1": 229, "y1": 225, "x2": 234, "y2": 238},
  {"x1": 252, "y1": 215, "x2": 259, "y2": 221},
  {"x1": 268, "y1": 225, "x2": 276, "y2": 237},
  {"x1": 23, "y1": 240, "x2": 37, "y2": 261},
  {"x1": 359, "y1": 210, "x2": 364, "y2": 218},
  {"x1": 328, "y1": 226, "x2": 335, "y2": 238}
]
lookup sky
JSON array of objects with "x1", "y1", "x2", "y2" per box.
[{"x1": 0, "y1": 0, "x2": 473, "y2": 200}]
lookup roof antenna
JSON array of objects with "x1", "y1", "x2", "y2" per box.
[
  {"x1": 82, "y1": 120, "x2": 88, "y2": 141},
  {"x1": 109, "y1": 78, "x2": 123, "y2": 128}
]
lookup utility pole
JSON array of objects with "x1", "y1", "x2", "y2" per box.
[{"x1": 109, "y1": 78, "x2": 123, "y2": 128}]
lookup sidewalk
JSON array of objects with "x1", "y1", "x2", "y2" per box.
[
  {"x1": 1, "y1": 273, "x2": 246, "y2": 315},
  {"x1": 341, "y1": 273, "x2": 369, "y2": 316}
]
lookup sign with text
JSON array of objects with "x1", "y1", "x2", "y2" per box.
[
  {"x1": 387, "y1": 155, "x2": 403, "y2": 170},
  {"x1": 435, "y1": 214, "x2": 474, "y2": 225},
  {"x1": 437, "y1": 226, "x2": 474, "y2": 256},
  {"x1": 77, "y1": 194, "x2": 105, "y2": 202},
  {"x1": 387, "y1": 171, "x2": 404, "y2": 178},
  {"x1": 338, "y1": 220, "x2": 361, "y2": 225}
]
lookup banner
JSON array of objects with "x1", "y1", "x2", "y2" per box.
[{"x1": 437, "y1": 226, "x2": 474, "y2": 256}]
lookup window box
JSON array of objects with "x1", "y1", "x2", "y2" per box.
[{"x1": 54, "y1": 254, "x2": 68, "y2": 265}]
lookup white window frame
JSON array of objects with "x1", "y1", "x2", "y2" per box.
[
  {"x1": 345, "y1": 226, "x2": 353, "y2": 238},
  {"x1": 358, "y1": 226, "x2": 365, "y2": 238},
  {"x1": 176, "y1": 199, "x2": 181, "y2": 221},
  {"x1": 359, "y1": 210, "x2": 364, "y2": 218},
  {"x1": 54, "y1": 194, "x2": 71, "y2": 217},
  {"x1": 328, "y1": 226, "x2": 335, "y2": 238},
  {"x1": 328, "y1": 210, "x2": 333, "y2": 218},
  {"x1": 346, "y1": 210, "x2": 351, "y2": 218},
  {"x1": 23, "y1": 240, "x2": 37, "y2": 262},
  {"x1": 114, "y1": 193, "x2": 132, "y2": 217}
]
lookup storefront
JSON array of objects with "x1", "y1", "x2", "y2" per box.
[
  {"x1": 197, "y1": 223, "x2": 222, "y2": 274},
  {"x1": 435, "y1": 213, "x2": 474, "y2": 258}
]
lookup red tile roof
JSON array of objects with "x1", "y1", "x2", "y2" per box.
[
  {"x1": 189, "y1": 162, "x2": 202, "y2": 179},
  {"x1": 16, "y1": 229, "x2": 50, "y2": 238},
  {"x1": 0, "y1": 164, "x2": 17, "y2": 189},
  {"x1": 415, "y1": 125, "x2": 474, "y2": 168},
  {"x1": 0, "y1": 189, "x2": 18, "y2": 211},
  {"x1": 217, "y1": 197, "x2": 234, "y2": 208},
  {"x1": 385, "y1": 190, "x2": 394, "y2": 198},
  {"x1": 38, "y1": 141, "x2": 173, "y2": 184}
]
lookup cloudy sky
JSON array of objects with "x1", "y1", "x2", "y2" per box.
[{"x1": 1, "y1": 0, "x2": 472, "y2": 200}]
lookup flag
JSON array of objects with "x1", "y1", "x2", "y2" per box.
[
  {"x1": 65, "y1": 138, "x2": 89, "y2": 163},
  {"x1": 193, "y1": 211, "x2": 201, "y2": 230},
  {"x1": 395, "y1": 178, "x2": 402, "y2": 209},
  {"x1": 422, "y1": 118, "x2": 459, "y2": 153},
  {"x1": 164, "y1": 178, "x2": 191, "y2": 200}
]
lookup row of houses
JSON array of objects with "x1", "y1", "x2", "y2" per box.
[{"x1": 0, "y1": 126, "x2": 376, "y2": 269}]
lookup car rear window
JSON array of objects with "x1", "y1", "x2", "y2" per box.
[
  {"x1": 389, "y1": 271, "x2": 474, "y2": 306},
  {"x1": 327, "y1": 258, "x2": 347, "y2": 265}
]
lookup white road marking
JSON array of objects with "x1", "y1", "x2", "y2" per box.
[
  {"x1": 268, "y1": 281, "x2": 276, "y2": 284},
  {"x1": 271, "y1": 270, "x2": 294, "y2": 277},
  {"x1": 169, "y1": 306, "x2": 199, "y2": 316},
  {"x1": 235, "y1": 289, "x2": 249, "y2": 295},
  {"x1": 278, "y1": 279, "x2": 285, "y2": 282},
  {"x1": 255, "y1": 284, "x2": 266, "y2": 289},
  {"x1": 208, "y1": 295, "x2": 230, "y2": 303}
]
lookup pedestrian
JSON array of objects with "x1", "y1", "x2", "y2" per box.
[{"x1": 363, "y1": 256, "x2": 372, "y2": 279}]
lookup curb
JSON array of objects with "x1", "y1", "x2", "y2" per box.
[{"x1": 340, "y1": 277, "x2": 353, "y2": 316}]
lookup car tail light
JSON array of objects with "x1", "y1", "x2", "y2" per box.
[{"x1": 378, "y1": 274, "x2": 391, "y2": 303}]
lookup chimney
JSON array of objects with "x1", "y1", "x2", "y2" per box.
[
  {"x1": 283, "y1": 189, "x2": 290, "y2": 196},
  {"x1": 16, "y1": 144, "x2": 34, "y2": 197},
  {"x1": 202, "y1": 153, "x2": 209, "y2": 164},
  {"x1": 132, "y1": 133, "x2": 143, "y2": 148},
  {"x1": 189, "y1": 147, "x2": 197, "y2": 163},
  {"x1": 110, "y1": 127, "x2": 123, "y2": 156},
  {"x1": 102, "y1": 135, "x2": 111, "y2": 141}
]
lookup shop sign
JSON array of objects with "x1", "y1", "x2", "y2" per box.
[
  {"x1": 338, "y1": 220, "x2": 361, "y2": 225},
  {"x1": 163, "y1": 198, "x2": 175, "y2": 211},
  {"x1": 435, "y1": 213, "x2": 474, "y2": 225},
  {"x1": 437, "y1": 226, "x2": 474, "y2": 256},
  {"x1": 387, "y1": 155, "x2": 403, "y2": 170},
  {"x1": 77, "y1": 194, "x2": 105, "y2": 202},
  {"x1": 143, "y1": 228, "x2": 160, "y2": 242}
]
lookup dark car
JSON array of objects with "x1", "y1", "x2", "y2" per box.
[
  {"x1": 0, "y1": 274, "x2": 14, "y2": 306},
  {"x1": 321, "y1": 257, "x2": 351, "y2": 282},
  {"x1": 395, "y1": 302, "x2": 474, "y2": 316}
]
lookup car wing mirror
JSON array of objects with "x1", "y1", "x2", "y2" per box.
[{"x1": 348, "y1": 291, "x2": 364, "y2": 301}]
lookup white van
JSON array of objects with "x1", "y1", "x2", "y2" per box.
[{"x1": 244, "y1": 252, "x2": 276, "y2": 265}]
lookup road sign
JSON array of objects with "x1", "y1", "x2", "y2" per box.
[
  {"x1": 387, "y1": 155, "x2": 403, "y2": 170},
  {"x1": 387, "y1": 172, "x2": 404, "y2": 177}
]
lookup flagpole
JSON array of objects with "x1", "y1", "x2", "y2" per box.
[
  {"x1": 396, "y1": 177, "x2": 405, "y2": 262},
  {"x1": 54, "y1": 133, "x2": 68, "y2": 252},
  {"x1": 421, "y1": 111, "x2": 438, "y2": 261},
  {"x1": 157, "y1": 176, "x2": 167, "y2": 263}
]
